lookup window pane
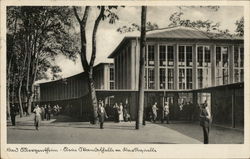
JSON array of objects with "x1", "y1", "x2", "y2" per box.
[
  {"x1": 148, "y1": 45, "x2": 155, "y2": 66},
  {"x1": 159, "y1": 45, "x2": 166, "y2": 66},
  {"x1": 178, "y1": 46, "x2": 185, "y2": 66},
  {"x1": 159, "y1": 68, "x2": 166, "y2": 89},
  {"x1": 234, "y1": 46, "x2": 239, "y2": 67},
  {"x1": 216, "y1": 47, "x2": 221, "y2": 66},
  {"x1": 198, "y1": 46, "x2": 203, "y2": 67},
  {"x1": 186, "y1": 69, "x2": 192, "y2": 89},
  {"x1": 167, "y1": 46, "x2": 174, "y2": 66},
  {"x1": 179, "y1": 69, "x2": 185, "y2": 89},
  {"x1": 222, "y1": 47, "x2": 228, "y2": 67},
  {"x1": 168, "y1": 69, "x2": 174, "y2": 89},
  {"x1": 240, "y1": 47, "x2": 244, "y2": 67},
  {"x1": 148, "y1": 68, "x2": 155, "y2": 89},
  {"x1": 240, "y1": 69, "x2": 244, "y2": 82},
  {"x1": 110, "y1": 68, "x2": 114, "y2": 81},
  {"x1": 205, "y1": 46, "x2": 211, "y2": 63},
  {"x1": 234, "y1": 69, "x2": 239, "y2": 83},
  {"x1": 198, "y1": 69, "x2": 203, "y2": 89},
  {"x1": 186, "y1": 46, "x2": 193, "y2": 67},
  {"x1": 223, "y1": 69, "x2": 228, "y2": 84}
]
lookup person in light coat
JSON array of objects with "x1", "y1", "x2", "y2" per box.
[{"x1": 33, "y1": 105, "x2": 42, "y2": 130}]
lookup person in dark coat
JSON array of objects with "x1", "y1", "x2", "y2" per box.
[
  {"x1": 200, "y1": 100, "x2": 211, "y2": 144},
  {"x1": 47, "y1": 105, "x2": 51, "y2": 120},
  {"x1": 10, "y1": 104, "x2": 17, "y2": 126},
  {"x1": 98, "y1": 101, "x2": 108, "y2": 129}
]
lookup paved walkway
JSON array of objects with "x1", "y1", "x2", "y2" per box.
[
  {"x1": 7, "y1": 115, "x2": 201, "y2": 144},
  {"x1": 7, "y1": 115, "x2": 243, "y2": 144}
]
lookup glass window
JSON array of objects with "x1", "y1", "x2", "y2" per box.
[
  {"x1": 148, "y1": 45, "x2": 155, "y2": 66},
  {"x1": 204, "y1": 46, "x2": 211, "y2": 63},
  {"x1": 186, "y1": 46, "x2": 192, "y2": 67},
  {"x1": 240, "y1": 47, "x2": 244, "y2": 67},
  {"x1": 216, "y1": 47, "x2": 221, "y2": 66},
  {"x1": 234, "y1": 46, "x2": 239, "y2": 67},
  {"x1": 186, "y1": 69, "x2": 192, "y2": 89},
  {"x1": 198, "y1": 69, "x2": 203, "y2": 89},
  {"x1": 222, "y1": 69, "x2": 228, "y2": 84},
  {"x1": 167, "y1": 69, "x2": 174, "y2": 89},
  {"x1": 178, "y1": 69, "x2": 185, "y2": 89},
  {"x1": 216, "y1": 68, "x2": 222, "y2": 86},
  {"x1": 234, "y1": 69, "x2": 239, "y2": 83},
  {"x1": 159, "y1": 68, "x2": 166, "y2": 89},
  {"x1": 110, "y1": 67, "x2": 114, "y2": 81},
  {"x1": 110, "y1": 82, "x2": 115, "y2": 90},
  {"x1": 148, "y1": 68, "x2": 155, "y2": 89},
  {"x1": 198, "y1": 46, "x2": 203, "y2": 67},
  {"x1": 178, "y1": 46, "x2": 185, "y2": 66},
  {"x1": 167, "y1": 46, "x2": 174, "y2": 66},
  {"x1": 159, "y1": 45, "x2": 166, "y2": 66},
  {"x1": 222, "y1": 47, "x2": 228, "y2": 67},
  {"x1": 240, "y1": 69, "x2": 244, "y2": 82}
]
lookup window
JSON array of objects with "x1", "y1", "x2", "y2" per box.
[
  {"x1": 148, "y1": 45, "x2": 155, "y2": 66},
  {"x1": 179, "y1": 69, "x2": 185, "y2": 89},
  {"x1": 110, "y1": 82, "x2": 115, "y2": 90},
  {"x1": 186, "y1": 69, "x2": 192, "y2": 89},
  {"x1": 148, "y1": 68, "x2": 155, "y2": 89},
  {"x1": 240, "y1": 69, "x2": 244, "y2": 82},
  {"x1": 234, "y1": 46, "x2": 239, "y2": 67},
  {"x1": 159, "y1": 68, "x2": 166, "y2": 89},
  {"x1": 222, "y1": 47, "x2": 228, "y2": 67},
  {"x1": 222, "y1": 69, "x2": 228, "y2": 84},
  {"x1": 240, "y1": 47, "x2": 244, "y2": 67},
  {"x1": 204, "y1": 46, "x2": 211, "y2": 63},
  {"x1": 167, "y1": 69, "x2": 174, "y2": 89},
  {"x1": 186, "y1": 46, "x2": 192, "y2": 67},
  {"x1": 234, "y1": 69, "x2": 239, "y2": 83},
  {"x1": 178, "y1": 46, "x2": 185, "y2": 66},
  {"x1": 216, "y1": 68, "x2": 222, "y2": 85},
  {"x1": 110, "y1": 67, "x2": 114, "y2": 81},
  {"x1": 159, "y1": 45, "x2": 166, "y2": 66},
  {"x1": 198, "y1": 69, "x2": 203, "y2": 89},
  {"x1": 167, "y1": 46, "x2": 174, "y2": 66},
  {"x1": 198, "y1": 46, "x2": 203, "y2": 67},
  {"x1": 216, "y1": 47, "x2": 221, "y2": 66}
]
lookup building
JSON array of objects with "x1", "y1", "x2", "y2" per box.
[{"x1": 38, "y1": 27, "x2": 244, "y2": 128}]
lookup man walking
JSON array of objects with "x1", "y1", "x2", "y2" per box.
[
  {"x1": 98, "y1": 101, "x2": 108, "y2": 129},
  {"x1": 162, "y1": 101, "x2": 170, "y2": 124},
  {"x1": 10, "y1": 104, "x2": 17, "y2": 126},
  {"x1": 200, "y1": 100, "x2": 211, "y2": 144}
]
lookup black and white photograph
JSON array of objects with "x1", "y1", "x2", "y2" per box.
[{"x1": 1, "y1": 0, "x2": 249, "y2": 159}]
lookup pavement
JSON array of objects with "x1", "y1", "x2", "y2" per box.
[{"x1": 6, "y1": 115, "x2": 243, "y2": 144}]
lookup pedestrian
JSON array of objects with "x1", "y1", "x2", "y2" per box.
[
  {"x1": 98, "y1": 101, "x2": 108, "y2": 129},
  {"x1": 152, "y1": 102, "x2": 158, "y2": 123},
  {"x1": 200, "y1": 100, "x2": 211, "y2": 144},
  {"x1": 123, "y1": 104, "x2": 128, "y2": 122},
  {"x1": 113, "y1": 102, "x2": 119, "y2": 122},
  {"x1": 162, "y1": 101, "x2": 170, "y2": 124},
  {"x1": 41, "y1": 106, "x2": 45, "y2": 121},
  {"x1": 10, "y1": 104, "x2": 17, "y2": 126},
  {"x1": 118, "y1": 102, "x2": 124, "y2": 122},
  {"x1": 47, "y1": 105, "x2": 51, "y2": 120},
  {"x1": 33, "y1": 105, "x2": 42, "y2": 130}
]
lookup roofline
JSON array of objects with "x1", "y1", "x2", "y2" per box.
[{"x1": 108, "y1": 36, "x2": 243, "y2": 58}]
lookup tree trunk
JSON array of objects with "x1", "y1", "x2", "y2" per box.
[
  {"x1": 27, "y1": 83, "x2": 35, "y2": 115},
  {"x1": 136, "y1": 6, "x2": 147, "y2": 129},
  {"x1": 87, "y1": 72, "x2": 98, "y2": 124},
  {"x1": 18, "y1": 79, "x2": 24, "y2": 117}
]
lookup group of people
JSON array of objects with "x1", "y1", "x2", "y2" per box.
[
  {"x1": 113, "y1": 102, "x2": 131, "y2": 123},
  {"x1": 151, "y1": 101, "x2": 170, "y2": 124}
]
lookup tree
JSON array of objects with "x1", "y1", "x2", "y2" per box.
[
  {"x1": 73, "y1": 6, "x2": 120, "y2": 124},
  {"x1": 235, "y1": 16, "x2": 244, "y2": 36},
  {"x1": 7, "y1": 6, "x2": 78, "y2": 115},
  {"x1": 136, "y1": 6, "x2": 147, "y2": 129}
]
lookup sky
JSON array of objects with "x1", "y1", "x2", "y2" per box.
[{"x1": 36, "y1": 6, "x2": 243, "y2": 83}]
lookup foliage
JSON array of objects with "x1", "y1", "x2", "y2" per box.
[{"x1": 235, "y1": 16, "x2": 244, "y2": 36}]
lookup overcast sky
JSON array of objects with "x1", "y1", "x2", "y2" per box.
[{"x1": 37, "y1": 6, "x2": 243, "y2": 83}]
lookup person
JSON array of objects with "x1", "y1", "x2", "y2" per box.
[
  {"x1": 47, "y1": 105, "x2": 51, "y2": 120},
  {"x1": 118, "y1": 102, "x2": 124, "y2": 122},
  {"x1": 10, "y1": 104, "x2": 17, "y2": 126},
  {"x1": 41, "y1": 106, "x2": 45, "y2": 121},
  {"x1": 152, "y1": 102, "x2": 158, "y2": 123},
  {"x1": 98, "y1": 101, "x2": 108, "y2": 129},
  {"x1": 123, "y1": 104, "x2": 129, "y2": 122},
  {"x1": 162, "y1": 101, "x2": 170, "y2": 124},
  {"x1": 200, "y1": 100, "x2": 211, "y2": 144},
  {"x1": 113, "y1": 103, "x2": 119, "y2": 122},
  {"x1": 33, "y1": 105, "x2": 42, "y2": 130}
]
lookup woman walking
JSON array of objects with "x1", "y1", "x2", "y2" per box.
[{"x1": 33, "y1": 105, "x2": 42, "y2": 130}]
